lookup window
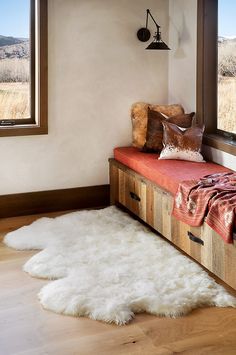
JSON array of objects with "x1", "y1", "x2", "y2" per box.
[
  {"x1": 0, "y1": 0, "x2": 47, "y2": 137},
  {"x1": 197, "y1": 0, "x2": 236, "y2": 155},
  {"x1": 218, "y1": 0, "x2": 236, "y2": 135}
]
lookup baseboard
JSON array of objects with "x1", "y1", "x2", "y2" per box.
[{"x1": 0, "y1": 185, "x2": 110, "y2": 218}]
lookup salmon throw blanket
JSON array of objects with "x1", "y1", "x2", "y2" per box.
[{"x1": 172, "y1": 172, "x2": 236, "y2": 243}]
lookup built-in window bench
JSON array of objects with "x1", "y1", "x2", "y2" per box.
[{"x1": 109, "y1": 147, "x2": 236, "y2": 290}]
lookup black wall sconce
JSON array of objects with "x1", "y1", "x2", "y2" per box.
[{"x1": 137, "y1": 9, "x2": 170, "y2": 50}]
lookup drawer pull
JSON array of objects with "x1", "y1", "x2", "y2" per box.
[
  {"x1": 130, "y1": 192, "x2": 141, "y2": 202},
  {"x1": 188, "y1": 232, "x2": 204, "y2": 245}
]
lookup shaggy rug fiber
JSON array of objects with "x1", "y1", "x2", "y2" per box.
[{"x1": 4, "y1": 206, "x2": 236, "y2": 325}]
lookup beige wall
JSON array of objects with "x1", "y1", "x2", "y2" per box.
[
  {"x1": 168, "y1": 0, "x2": 236, "y2": 169},
  {"x1": 168, "y1": 0, "x2": 197, "y2": 113},
  {"x1": 0, "y1": 0, "x2": 169, "y2": 195}
]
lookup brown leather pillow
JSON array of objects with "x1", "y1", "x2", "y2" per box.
[
  {"x1": 142, "y1": 109, "x2": 195, "y2": 153},
  {"x1": 159, "y1": 121, "x2": 205, "y2": 162},
  {"x1": 131, "y1": 102, "x2": 185, "y2": 148}
]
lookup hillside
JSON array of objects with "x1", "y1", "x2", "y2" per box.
[
  {"x1": 218, "y1": 35, "x2": 236, "y2": 41},
  {"x1": 0, "y1": 42, "x2": 29, "y2": 60},
  {"x1": 0, "y1": 35, "x2": 27, "y2": 47},
  {"x1": 0, "y1": 35, "x2": 29, "y2": 60}
]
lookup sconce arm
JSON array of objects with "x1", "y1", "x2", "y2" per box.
[
  {"x1": 137, "y1": 8, "x2": 167, "y2": 46},
  {"x1": 146, "y1": 9, "x2": 160, "y2": 31}
]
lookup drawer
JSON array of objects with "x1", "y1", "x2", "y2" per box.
[
  {"x1": 170, "y1": 218, "x2": 236, "y2": 290},
  {"x1": 171, "y1": 216, "x2": 203, "y2": 264},
  {"x1": 200, "y1": 224, "x2": 236, "y2": 289},
  {"x1": 151, "y1": 186, "x2": 172, "y2": 240},
  {"x1": 109, "y1": 160, "x2": 172, "y2": 235},
  {"x1": 117, "y1": 168, "x2": 147, "y2": 220}
]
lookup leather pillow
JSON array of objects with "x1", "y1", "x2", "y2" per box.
[
  {"x1": 159, "y1": 121, "x2": 205, "y2": 162},
  {"x1": 131, "y1": 102, "x2": 184, "y2": 148},
  {"x1": 143, "y1": 109, "x2": 195, "y2": 153}
]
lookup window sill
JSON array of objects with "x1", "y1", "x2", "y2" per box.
[
  {"x1": 0, "y1": 124, "x2": 48, "y2": 137},
  {"x1": 203, "y1": 133, "x2": 236, "y2": 156}
]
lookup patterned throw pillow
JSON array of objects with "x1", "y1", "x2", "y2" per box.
[
  {"x1": 159, "y1": 121, "x2": 205, "y2": 162},
  {"x1": 142, "y1": 109, "x2": 195, "y2": 153},
  {"x1": 131, "y1": 102, "x2": 184, "y2": 148}
]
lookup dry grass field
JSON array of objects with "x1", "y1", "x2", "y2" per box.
[
  {"x1": 0, "y1": 82, "x2": 30, "y2": 120},
  {"x1": 0, "y1": 58, "x2": 30, "y2": 120},
  {"x1": 218, "y1": 39, "x2": 236, "y2": 134},
  {"x1": 218, "y1": 77, "x2": 236, "y2": 134},
  {"x1": 0, "y1": 58, "x2": 29, "y2": 82}
]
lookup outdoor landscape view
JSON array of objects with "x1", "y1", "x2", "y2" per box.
[
  {"x1": 218, "y1": 0, "x2": 236, "y2": 134},
  {"x1": 0, "y1": 0, "x2": 30, "y2": 121}
]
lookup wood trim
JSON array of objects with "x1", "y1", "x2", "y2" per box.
[
  {"x1": 38, "y1": 0, "x2": 48, "y2": 134},
  {"x1": 196, "y1": 0, "x2": 204, "y2": 125},
  {"x1": 203, "y1": 134, "x2": 236, "y2": 155},
  {"x1": 30, "y1": 0, "x2": 36, "y2": 124},
  {"x1": 0, "y1": 0, "x2": 48, "y2": 137},
  {"x1": 197, "y1": 0, "x2": 217, "y2": 131},
  {"x1": 0, "y1": 185, "x2": 110, "y2": 218},
  {"x1": 0, "y1": 0, "x2": 36, "y2": 128}
]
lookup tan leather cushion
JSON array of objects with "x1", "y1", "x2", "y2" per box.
[{"x1": 131, "y1": 102, "x2": 184, "y2": 148}]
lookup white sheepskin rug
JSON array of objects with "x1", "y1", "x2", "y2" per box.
[{"x1": 4, "y1": 206, "x2": 236, "y2": 325}]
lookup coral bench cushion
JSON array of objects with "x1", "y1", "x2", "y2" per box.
[{"x1": 114, "y1": 147, "x2": 232, "y2": 196}]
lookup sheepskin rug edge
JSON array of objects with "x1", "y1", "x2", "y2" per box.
[{"x1": 3, "y1": 206, "x2": 236, "y2": 325}]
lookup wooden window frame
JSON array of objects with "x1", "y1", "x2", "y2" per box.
[
  {"x1": 0, "y1": 0, "x2": 48, "y2": 137},
  {"x1": 197, "y1": 0, "x2": 236, "y2": 156}
]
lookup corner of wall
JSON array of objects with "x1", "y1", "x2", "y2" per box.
[{"x1": 167, "y1": 0, "x2": 197, "y2": 112}]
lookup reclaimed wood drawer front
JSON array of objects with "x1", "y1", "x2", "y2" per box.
[
  {"x1": 170, "y1": 219, "x2": 236, "y2": 289},
  {"x1": 118, "y1": 168, "x2": 147, "y2": 220},
  {"x1": 200, "y1": 224, "x2": 236, "y2": 289},
  {"x1": 152, "y1": 187, "x2": 172, "y2": 240},
  {"x1": 109, "y1": 160, "x2": 172, "y2": 233},
  {"x1": 109, "y1": 158, "x2": 236, "y2": 290},
  {"x1": 170, "y1": 216, "x2": 203, "y2": 264}
]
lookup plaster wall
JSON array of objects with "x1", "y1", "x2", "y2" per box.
[{"x1": 0, "y1": 0, "x2": 169, "y2": 194}]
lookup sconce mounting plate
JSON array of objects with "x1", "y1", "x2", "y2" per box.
[{"x1": 137, "y1": 28, "x2": 151, "y2": 42}]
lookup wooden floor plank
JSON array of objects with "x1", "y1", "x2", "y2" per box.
[{"x1": 1, "y1": 211, "x2": 236, "y2": 354}]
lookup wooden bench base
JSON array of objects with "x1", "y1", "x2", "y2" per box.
[{"x1": 109, "y1": 158, "x2": 236, "y2": 290}]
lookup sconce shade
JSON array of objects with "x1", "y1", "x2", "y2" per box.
[{"x1": 146, "y1": 40, "x2": 170, "y2": 50}]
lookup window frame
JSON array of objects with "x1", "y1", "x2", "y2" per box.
[
  {"x1": 0, "y1": 0, "x2": 48, "y2": 137},
  {"x1": 197, "y1": 0, "x2": 236, "y2": 156}
]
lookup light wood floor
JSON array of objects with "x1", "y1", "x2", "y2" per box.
[{"x1": 1, "y1": 212, "x2": 236, "y2": 355}]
